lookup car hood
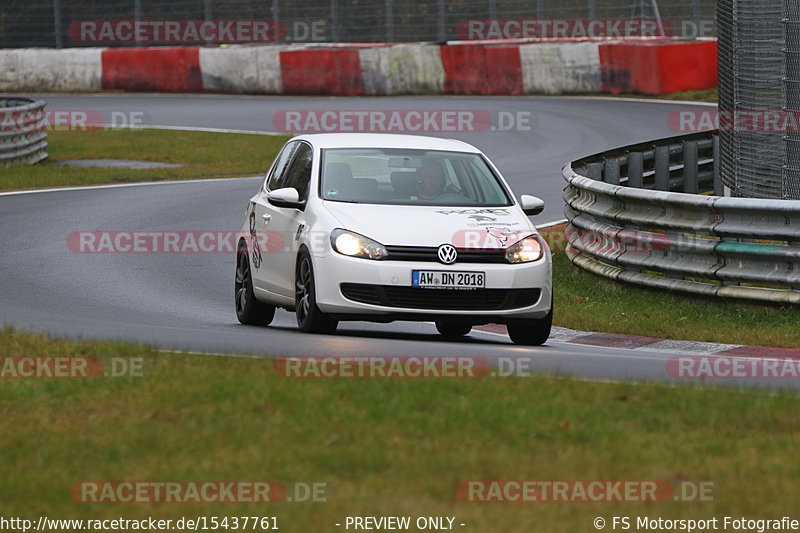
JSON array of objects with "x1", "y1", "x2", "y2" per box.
[{"x1": 321, "y1": 201, "x2": 536, "y2": 249}]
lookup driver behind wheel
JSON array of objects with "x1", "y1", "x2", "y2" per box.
[{"x1": 416, "y1": 160, "x2": 447, "y2": 200}]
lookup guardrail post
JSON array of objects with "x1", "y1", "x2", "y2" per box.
[
  {"x1": 586, "y1": 162, "x2": 603, "y2": 181},
  {"x1": 713, "y1": 135, "x2": 723, "y2": 195},
  {"x1": 654, "y1": 145, "x2": 670, "y2": 191},
  {"x1": 604, "y1": 157, "x2": 620, "y2": 185},
  {"x1": 627, "y1": 152, "x2": 644, "y2": 188},
  {"x1": 683, "y1": 140, "x2": 699, "y2": 193}
]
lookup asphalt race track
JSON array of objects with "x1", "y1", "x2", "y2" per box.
[
  {"x1": 5, "y1": 94, "x2": 772, "y2": 388},
  {"x1": 27, "y1": 93, "x2": 714, "y2": 221}
]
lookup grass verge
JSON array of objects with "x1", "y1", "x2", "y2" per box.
[
  {"x1": 657, "y1": 88, "x2": 718, "y2": 103},
  {"x1": 0, "y1": 129, "x2": 290, "y2": 191},
  {"x1": 610, "y1": 88, "x2": 718, "y2": 103},
  {"x1": 552, "y1": 252, "x2": 800, "y2": 347},
  {"x1": 1, "y1": 326, "x2": 799, "y2": 531}
]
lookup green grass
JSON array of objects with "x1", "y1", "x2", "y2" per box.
[
  {"x1": 1, "y1": 327, "x2": 799, "y2": 531},
  {"x1": 609, "y1": 87, "x2": 718, "y2": 103},
  {"x1": 552, "y1": 252, "x2": 800, "y2": 347},
  {"x1": 0, "y1": 129, "x2": 291, "y2": 191},
  {"x1": 657, "y1": 88, "x2": 718, "y2": 103}
]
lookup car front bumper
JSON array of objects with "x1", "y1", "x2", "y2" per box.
[{"x1": 312, "y1": 250, "x2": 552, "y2": 323}]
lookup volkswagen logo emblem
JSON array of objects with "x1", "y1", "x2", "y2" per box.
[{"x1": 437, "y1": 244, "x2": 458, "y2": 264}]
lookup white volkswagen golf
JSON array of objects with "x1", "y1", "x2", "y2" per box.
[{"x1": 235, "y1": 133, "x2": 552, "y2": 345}]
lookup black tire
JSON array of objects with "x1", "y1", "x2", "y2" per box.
[
  {"x1": 435, "y1": 321, "x2": 472, "y2": 339},
  {"x1": 507, "y1": 308, "x2": 552, "y2": 346},
  {"x1": 235, "y1": 244, "x2": 276, "y2": 326},
  {"x1": 295, "y1": 251, "x2": 338, "y2": 334}
]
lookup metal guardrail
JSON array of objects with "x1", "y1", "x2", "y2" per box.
[
  {"x1": 563, "y1": 130, "x2": 800, "y2": 304},
  {"x1": 0, "y1": 97, "x2": 48, "y2": 167}
]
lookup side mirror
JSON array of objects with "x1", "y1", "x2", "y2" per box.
[
  {"x1": 520, "y1": 195, "x2": 545, "y2": 216},
  {"x1": 268, "y1": 187, "x2": 304, "y2": 210}
]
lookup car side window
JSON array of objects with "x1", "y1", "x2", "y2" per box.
[
  {"x1": 265, "y1": 141, "x2": 298, "y2": 192},
  {"x1": 281, "y1": 142, "x2": 313, "y2": 201}
]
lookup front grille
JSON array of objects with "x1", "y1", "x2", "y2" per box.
[
  {"x1": 340, "y1": 283, "x2": 540, "y2": 311},
  {"x1": 385, "y1": 245, "x2": 507, "y2": 264}
]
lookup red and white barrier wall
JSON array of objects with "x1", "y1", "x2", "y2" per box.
[
  {"x1": 599, "y1": 40, "x2": 718, "y2": 94},
  {"x1": 0, "y1": 40, "x2": 717, "y2": 96},
  {"x1": 0, "y1": 48, "x2": 104, "y2": 91}
]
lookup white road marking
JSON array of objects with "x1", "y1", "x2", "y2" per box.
[{"x1": 0, "y1": 175, "x2": 262, "y2": 197}]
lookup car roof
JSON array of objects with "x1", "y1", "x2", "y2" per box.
[{"x1": 292, "y1": 133, "x2": 482, "y2": 153}]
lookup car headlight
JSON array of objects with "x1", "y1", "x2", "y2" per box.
[
  {"x1": 330, "y1": 229, "x2": 387, "y2": 260},
  {"x1": 505, "y1": 234, "x2": 543, "y2": 263}
]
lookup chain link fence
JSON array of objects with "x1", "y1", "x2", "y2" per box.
[
  {"x1": 2, "y1": 0, "x2": 716, "y2": 48},
  {"x1": 717, "y1": 0, "x2": 800, "y2": 199},
  {"x1": 717, "y1": 0, "x2": 784, "y2": 198},
  {"x1": 785, "y1": 0, "x2": 800, "y2": 199}
]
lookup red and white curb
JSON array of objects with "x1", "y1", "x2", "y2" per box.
[{"x1": 474, "y1": 324, "x2": 800, "y2": 357}]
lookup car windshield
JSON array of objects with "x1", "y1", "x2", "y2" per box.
[{"x1": 320, "y1": 148, "x2": 512, "y2": 206}]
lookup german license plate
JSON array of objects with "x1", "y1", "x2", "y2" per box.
[{"x1": 412, "y1": 270, "x2": 485, "y2": 289}]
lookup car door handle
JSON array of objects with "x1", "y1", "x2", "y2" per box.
[{"x1": 262, "y1": 214, "x2": 272, "y2": 223}]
